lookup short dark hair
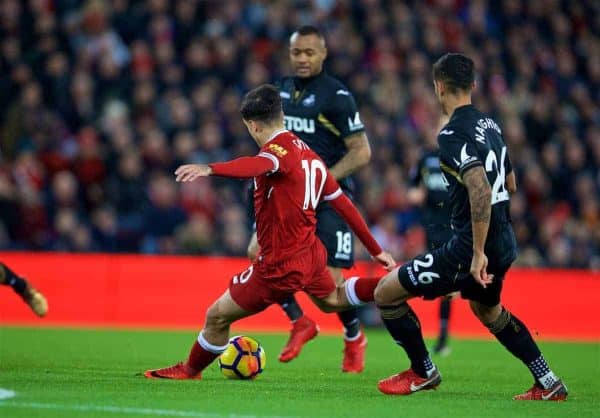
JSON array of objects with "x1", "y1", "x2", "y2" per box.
[
  {"x1": 293, "y1": 25, "x2": 324, "y2": 40},
  {"x1": 433, "y1": 53, "x2": 475, "y2": 93},
  {"x1": 240, "y1": 84, "x2": 282, "y2": 124}
]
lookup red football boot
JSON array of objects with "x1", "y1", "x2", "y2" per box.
[
  {"x1": 144, "y1": 362, "x2": 202, "y2": 380},
  {"x1": 513, "y1": 380, "x2": 568, "y2": 401},
  {"x1": 341, "y1": 333, "x2": 367, "y2": 373},
  {"x1": 278, "y1": 316, "x2": 319, "y2": 362},
  {"x1": 378, "y1": 367, "x2": 442, "y2": 395}
]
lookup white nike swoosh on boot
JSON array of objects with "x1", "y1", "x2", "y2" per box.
[
  {"x1": 409, "y1": 374, "x2": 437, "y2": 392},
  {"x1": 541, "y1": 384, "x2": 563, "y2": 400}
]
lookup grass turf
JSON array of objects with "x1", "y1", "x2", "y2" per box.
[{"x1": 0, "y1": 327, "x2": 598, "y2": 418}]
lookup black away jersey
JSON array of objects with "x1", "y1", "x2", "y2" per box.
[
  {"x1": 410, "y1": 150, "x2": 450, "y2": 226},
  {"x1": 437, "y1": 105, "x2": 513, "y2": 244},
  {"x1": 277, "y1": 72, "x2": 365, "y2": 193}
]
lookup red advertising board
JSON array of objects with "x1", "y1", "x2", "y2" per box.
[{"x1": 0, "y1": 253, "x2": 597, "y2": 340}]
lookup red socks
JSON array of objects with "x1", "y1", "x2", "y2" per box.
[
  {"x1": 186, "y1": 332, "x2": 229, "y2": 373},
  {"x1": 345, "y1": 277, "x2": 381, "y2": 305}
]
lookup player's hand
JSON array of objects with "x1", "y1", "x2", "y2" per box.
[
  {"x1": 175, "y1": 164, "x2": 212, "y2": 182},
  {"x1": 470, "y1": 250, "x2": 492, "y2": 288},
  {"x1": 374, "y1": 251, "x2": 396, "y2": 271}
]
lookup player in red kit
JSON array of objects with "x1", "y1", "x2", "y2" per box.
[{"x1": 144, "y1": 84, "x2": 395, "y2": 380}]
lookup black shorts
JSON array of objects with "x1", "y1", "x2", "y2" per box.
[
  {"x1": 397, "y1": 234, "x2": 514, "y2": 307},
  {"x1": 425, "y1": 225, "x2": 452, "y2": 251},
  {"x1": 316, "y1": 203, "x2": 354, "y2": 269}
]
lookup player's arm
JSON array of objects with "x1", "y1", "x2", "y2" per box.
[
  {"x1": 328, "y1": 132, "x2": 371, "y2": 180},
  {"x1": 175, "y1": 154, "x2": 276, "y2": 182},
  {"x1": 407, "y1": 186, "x2": 426, "y2": 206},
  {"x1": 506, "y1": 171, "x2": 517, "y2": 194},
  {"x1": 247, "y1": 231, "x2": 259, "y2": 261},
  {"x1": 462, "y1": 166, "x2": 493, "y2": 288},
  {"x1": 324, "y1": 89, "x2": 371, "y2": 180},
  {"x1": 322, "y1": 175, "x2": 395, "y2": 270},
  {"x1": 505, "y1": 149, "x2": 517, "y2": 193}
]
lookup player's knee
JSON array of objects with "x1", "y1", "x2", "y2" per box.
[
  {"x1": 318, "y1": 288, "x2": 344, "y2": 313},
  {"x1": 374, "y1": 271, "x2": 406, "y2": 306},
  {"x1": 327, "y1": 267, "x2": 345, "y2": 286},
  {"x1": 470, "y1": 301, "x2": 502, "y2": 325},
  {"x1": 205, "y1": 302, "x2": 230, "y2": 331},
  {"x1": 373, "y1": 277, "x2": 393, "y2": 305}
]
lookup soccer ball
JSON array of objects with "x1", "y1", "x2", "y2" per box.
[{"x1": 218, "y1": 336, "x2": 266, "y2": 379}]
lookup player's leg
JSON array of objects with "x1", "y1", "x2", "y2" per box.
[
  {"x1": 328, "y1": 266, "x2": 367, "y2": 373},
  {"x1": 373, "y1": 249, "x2": 460, "y2": 395},
  {"x1": 329, "y1": 266, "x2": 361, "y2": 341},
  {"x1": 145, "y1": 289, "x2": 254, "y2": 379},
  {"x1": 433, "y1": 298, "x2": 451, "y2": 355},
  {"x1": 373, "y1": 267, "x2": 440, "y2": 395},
  {"x1": 145, "y1": 264, "x2": 269, "y2": 380},
  {"x1": 0, "y1": 262, "x2": 48, "y2": 317},
  {"x1": 276, "y1": 293, "x2": 319, "y2": 363},
  {"x1": 318, "y1": 206, "x2": 365, "y2": 372},
  {"x1": 305, "y1": 269, "x2": 374, "y2": 373},
  {"x1": 464, "y1": 278, "x2": 567, "y2": 401},
  {"x1": 427, "y1": 226, "x2": 453, "y2": 356},
  {"x1": 310, "y1": 275, "x2": 381, "y2": 312},
  {"x1": 247, "y1": 230, "x2": 314, "y2": 336}
]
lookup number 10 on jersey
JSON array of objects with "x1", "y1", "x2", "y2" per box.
[{"x1": 301, "y1": 159, "x2": 327, "y2": 210}]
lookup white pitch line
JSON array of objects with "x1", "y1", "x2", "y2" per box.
[
  {"x1": 0, "y1": 401, "x2": 300, "y2": 418},
  {"x1": 0, "y1": 389, "x2": 16, "y2": 400}
]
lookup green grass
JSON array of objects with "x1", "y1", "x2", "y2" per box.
[{"x1": 0, "y1": 327, "x2": 598, "y2": 418}]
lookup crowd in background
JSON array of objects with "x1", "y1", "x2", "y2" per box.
[{"x1": 0, "y1": 0, "x2": 598, "y2": 269}]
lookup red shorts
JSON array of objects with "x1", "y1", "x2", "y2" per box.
[{"x1": 229, "y1": 240, "x2": 336, "y2": 312}]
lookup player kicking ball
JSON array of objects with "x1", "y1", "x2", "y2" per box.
[
  {"x1": 144, "y1": 84, "x2": 395, "y2": 380},
  {"x1": 373, "y1": 53, "x2": 567, "y2": 400}
]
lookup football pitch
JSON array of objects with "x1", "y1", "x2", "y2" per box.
[{"x1": 0, "y1": 327, "x2": 597, "y2": 418}]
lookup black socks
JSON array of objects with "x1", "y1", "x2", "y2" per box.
[
  {"x1": 337, "y1": 309, "x2": 360, "y2": 340},
  {"x1": 380, "y1": 303, "x2": 434, "y2": 378},
  {"x1": 0, "y1": 263, "x2": 27, "y2": 294},
  {"x1": 486, "y1": 308, "x2": 559, "y2": 389},
  {"x1": 279, "y1": 296, "x2": 303, "y2": 322}
]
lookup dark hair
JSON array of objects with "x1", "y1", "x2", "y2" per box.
[
  {"x1": 240, "y1": 84, "x2": 282, "y2": 124},
  {"x1": 432, "y1": 53, "x2": 475, "y2": 93},
  {"x1": 293, "y1": 25, "x2": 324, "y2": 40}
]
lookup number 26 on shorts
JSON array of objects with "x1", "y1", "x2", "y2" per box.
[{"x1": 413, "y1": 254, "x2": 440, "y2": 285}]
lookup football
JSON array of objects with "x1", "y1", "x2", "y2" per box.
[{"x1": 218, "y1": 336, "x2": 266, "y2": 379}]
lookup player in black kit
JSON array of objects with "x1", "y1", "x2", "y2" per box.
[
  {"x1": 374, "y1": 53, "x2": 567, "y2": 400},
  {"x1": 246, "y1": 26, "x2": 372, "y2": 372},
  {"x1": 408, "y1": 132, "x2": 453, "y2": 356}
]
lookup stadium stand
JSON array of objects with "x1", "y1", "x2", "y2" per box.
[{"x1": 0, "y1": 0, "x2": 598, "y2": 268}]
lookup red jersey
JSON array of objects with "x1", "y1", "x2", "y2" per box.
[
  {"x1": 209, "y1": 129, "x2": 381, "y2": 271},
  {"x1": 253, "y1": 130, "x2": 341, "y2": 265}
]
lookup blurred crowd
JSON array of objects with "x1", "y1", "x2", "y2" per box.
[{"x1": 0, "y1": 0, "x2": 598, "y2": 269}]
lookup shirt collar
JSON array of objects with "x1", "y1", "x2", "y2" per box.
[
  {"x1": 293, "y1": 71, "x2": 325, "y2": 89},
  {"x1": 266, "y1": 129, "x2": 288, "y2": 143}
]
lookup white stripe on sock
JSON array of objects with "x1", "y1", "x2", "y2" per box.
[
  {"x1": 344, "y1": 277, "x2": 363, "y2": 306},
  {"x1": 344, "y1": 330, "x2": 362, "y2": 342},
  {"x1": 539, "y1": 371, "x2": 559, "y2": 389},
  {"x1": 197, "y1": 331, "x2": 228, "y2": 354}
]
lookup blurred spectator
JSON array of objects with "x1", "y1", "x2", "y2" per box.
[
  {"x1": 141, "y1": 172, "x2": 187, "y2": 254},
  {"x1": 0, "y1": 0, "x2": 597, "y2": 268}
]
